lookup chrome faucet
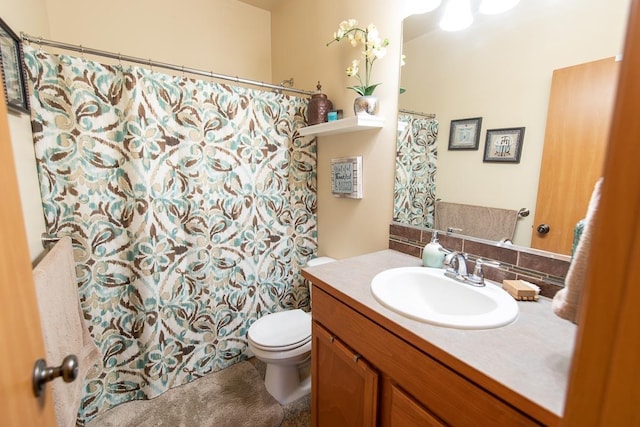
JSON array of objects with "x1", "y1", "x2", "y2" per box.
[
  {"x1": 443, "y1": 251, "x2": 468, "y2": 280},
  {"x1": 443, "y1": 253, "x2": 498, "y2": 287}
]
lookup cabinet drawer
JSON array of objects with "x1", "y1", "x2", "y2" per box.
[{"x1": 313, "y1": 286, "x2": 540, "y2": 426}]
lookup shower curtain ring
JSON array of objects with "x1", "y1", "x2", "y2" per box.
[
  {"x1": 80, "y1": 45, "x2": 84, "y2": 58},
  {"x1": 118, "y1": 53, "x2": 122, "y2": 66},
  {"x1": 182, "y1": 65, "x2": 185, "y2": 77}
]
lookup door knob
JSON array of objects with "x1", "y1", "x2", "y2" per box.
[
  {"x1": 537, "y1": 224, "x2": 550, "y2": 234},
  {"x1": 32, "y1": 354, "x2": 78, "y2": 397}
]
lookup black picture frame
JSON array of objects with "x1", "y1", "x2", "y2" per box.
[
  {"x1": 448, "y1": 117, "x2": 482, "y2": 150},
  {"x1": 483, "y1": 127, "x2": 526, "y2": 163},
  {"x1": 0, "y1": 18, "x2": 29, "y2": 114}
]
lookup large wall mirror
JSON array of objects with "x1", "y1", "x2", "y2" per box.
[{"x1": 396, "y1": 0, "x2": 630, "y2": 255}]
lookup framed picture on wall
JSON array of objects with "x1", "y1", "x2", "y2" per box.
[
  {"x1": 0, "y1": 18, "x2": 29, "y2": 114},
  {"x1": 483, "y1": 127, "x2": 526, "y2": 163},
  {"x1": 331, "y1": 156, "x2": 363, "y2": 199},
  {"x1": 448, "y1": 117, "x2": 482, "y2": 150}
]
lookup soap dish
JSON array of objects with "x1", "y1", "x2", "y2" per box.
[{"x1": 502, "y1": 279, "x2": 540, "y2": 301}]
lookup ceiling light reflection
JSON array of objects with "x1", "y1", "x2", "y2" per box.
[
  {"x1": 440, "y1": 0, "x2": 473, "y2": 32},
  {"x1": 479, "y1": 0, "x2": 520, "y2": 15}
]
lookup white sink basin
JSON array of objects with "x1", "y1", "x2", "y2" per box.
[{"x1": 370, "y1": 267, "x2": 519, "y2": 329}]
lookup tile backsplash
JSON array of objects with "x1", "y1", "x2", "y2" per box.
[{"x1": 389, "y1": 222, "x2": 571, "y2": 298}]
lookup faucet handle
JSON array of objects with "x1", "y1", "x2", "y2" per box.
[
  {"x1": 438, "y1": 246, "x2": 452, "y2": 255},
  {"x1": 478, "y1": 258, "x2": 500, "y2": 269},
  {"x1": 467, "y1": 260, "x2": 485, "y2": 285},
  {"x1": 467, "y1": 259, "x2": 500, "y2": 286}
]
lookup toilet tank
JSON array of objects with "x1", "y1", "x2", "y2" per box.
[
  {"x1": 305, "y1": 257, "x2": 335, "y2": 308},
  {"x1": 306, "y1": 256, "x2": 336, "y2": 267}
]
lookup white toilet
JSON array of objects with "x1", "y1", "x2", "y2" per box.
[{"x1": 247, "y1": 256, "x2": 335, "y2": 405}]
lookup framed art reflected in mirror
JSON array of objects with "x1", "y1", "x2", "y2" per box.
[
  {"x1": 483, "y1": 127, "x2": 525, "y2": 163},
  {"x1": 0, "y1": 18, "x2": 29, "y2": 114},
  {"x1": 448, "y1": 117, "x2": 482, "y2": 150}
]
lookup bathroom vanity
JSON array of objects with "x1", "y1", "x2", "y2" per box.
[{"x1": 302, "y1": 250, "x2": 576, "y2": 426}]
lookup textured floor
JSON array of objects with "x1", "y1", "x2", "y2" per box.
[{"x1": 85, "y1": 358, "x2": 311, "y2": 427}]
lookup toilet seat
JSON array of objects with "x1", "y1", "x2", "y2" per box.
[
  {"x1": 250, "y1": 335, "x2": 311, "y2": 352},
  {"x1": 248, "y1": 309, "x2": 311, "y2": 352},
  {"x1": 249, "y1": 339, "x2": 312, "y2": 362}
]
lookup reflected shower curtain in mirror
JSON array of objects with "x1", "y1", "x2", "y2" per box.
[
  {"x1": 394, "y1": 114, "x2": 438, "y2": 227},
  {"x1": 24, "y1": 46, "x2": 316, "y2": 422}
]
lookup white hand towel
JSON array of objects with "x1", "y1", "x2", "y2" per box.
[{"x1": 552, "y1": 179, "x2": 603, "y2": 324}]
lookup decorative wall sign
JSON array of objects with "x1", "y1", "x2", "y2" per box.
[
  {"x1": 483, "y1": 127, "x2": 526, "y2": 163},
  {"x1": 0, "y1": 18, "x2": 29, "y2": 113},
  {"x1": 331, "y1": 156, "x2": 363, "y2": 199},
  {"x1": 448, "y1": 117, "x2": 482, "y2": 150}
]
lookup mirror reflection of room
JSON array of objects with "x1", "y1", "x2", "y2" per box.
[{"x1": 397, "y1": 0, "x2": 629, "y2": 254}]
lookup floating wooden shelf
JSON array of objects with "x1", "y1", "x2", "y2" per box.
[{"x1": 298, "y1": 115, "x2": 384, "y2": 137}]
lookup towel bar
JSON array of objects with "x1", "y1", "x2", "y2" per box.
[{"x1": 41, "y1": 233, "x2": 61, "y2": 249}]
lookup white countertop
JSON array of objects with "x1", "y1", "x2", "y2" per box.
[{"x1": 303, "y1": 249, "x2": 577, "y2": 420}]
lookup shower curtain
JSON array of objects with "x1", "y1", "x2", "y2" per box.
[
  {"x1": 394, "y1": 113, "x2": 438, "y2": 228},
  {"x1": 24, "y1": 46, "x2": 316, "y2": 422}
]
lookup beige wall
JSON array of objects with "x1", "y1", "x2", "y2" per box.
[
  {"x1": 13, "y1": 0, "x2": 623, "y2": 259},
  {"x1": 6, "y1": 0, "x2": 433, "y2": 262},
  {"x1": 1, "y1": 0, "x2": 51, "y2": 261},
  {"x1": 3, "y1": 0, "x2": 273, "y2": 261},
  {"x1": 400, "y1": 0, "x2": 629, "y2": 246},
  {"x1": 271, "y1": 0, "x2": 407, "y2": 259},
  {"x1": 43, "y1": 0, "x2": 272, "y2": 82}
]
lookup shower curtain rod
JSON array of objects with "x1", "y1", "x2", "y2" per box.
[
  {"x1": 399, "y1": 109, "x2": 436, "y2": 119},
  {"x1": 21, "y1": 33, "x2": 315, "y2": 96}
]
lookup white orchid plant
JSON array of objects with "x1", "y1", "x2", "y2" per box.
[{"x1": 327, "y1": 19, "x2": 390, "y2": 97}]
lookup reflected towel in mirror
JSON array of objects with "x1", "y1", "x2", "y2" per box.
[{"x1": 434, "y1": 201, "x2": 519, "y2": 241}]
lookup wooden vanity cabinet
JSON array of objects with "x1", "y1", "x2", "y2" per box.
[
  {"x1": 385, "y1": 380, "x2": 446, "y2": 426},
  {"x1": 312, "y1": 322, "x2": 378, "y2": 426},
  {"x1": 311, "y1": 285, "x2": 542, "y2": 427}
]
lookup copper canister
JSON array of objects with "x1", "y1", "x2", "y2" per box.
[{"x1": 307, "y1": 81, "x2": 333, "y2": 125}]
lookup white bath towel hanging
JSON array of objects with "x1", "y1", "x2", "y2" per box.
[{"x1": 32, "y1": 236, "x2": 102, "y2": 427}]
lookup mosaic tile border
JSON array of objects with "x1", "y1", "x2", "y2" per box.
[{"x1": 389, "y1": 222, "x2": 571, "y2": 298}]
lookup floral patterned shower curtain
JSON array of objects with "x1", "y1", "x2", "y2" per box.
[
  {"x1": 24, "y1": 46, "x2": 316, "y2": 422},
  {"x1": 394, "y1": 113, "x2": 438, "y2": 228}
]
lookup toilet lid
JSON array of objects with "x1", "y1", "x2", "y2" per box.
[{"x1": 248, "y1": 309, "x2": 311, "y2": 349}]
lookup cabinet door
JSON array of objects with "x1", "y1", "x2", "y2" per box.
[
  {"x1": 389, "y1": 384, "x2": 445, "y2": 427},
  {"x1": 312, "y1": 321, "x2": 378, "y2": 427}
]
